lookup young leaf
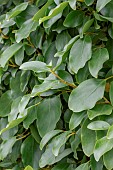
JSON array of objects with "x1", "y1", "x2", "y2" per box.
[
  {"x1": 94, "y1": 136, "x2": 113, "y2": 161},
  {"x1": 40, "y1": 130, "x2": 63, "y2": 150},
  {"x1": 96, "y1": 0, "x2": 111, "y2": 12},
  {"x1": 89, "y1": 48, "x2": 109, "y2": 78},
  {"x1": 69, "y1": 111, "x2": 86, "y2": 130},
  {"x1": 68, "y1": 79, "x2": 106, "y2": 112},
  {"x1": 0, "y1": 43, "x2": 22, "y2": 67},
  {"x1": 87, "y1": 104, "x2": 113, "y2": 120},
  {"x1": 81, "y1": 118, "x2": 96, "y2": 156},
  {"x1": 20, "y1": 61, "x2": 50, "y2": 73},
  {"x1": 69, "y1": 35, "x2": 92, "y2": 74},
  {"x1": 87, "y1": 121, "x2": 110, "y2": 130}
]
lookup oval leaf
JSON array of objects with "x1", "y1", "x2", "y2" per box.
[{"x1": 87, "y1": 120, "x2": 110, "y2": 130}]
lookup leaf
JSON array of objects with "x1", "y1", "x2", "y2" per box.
[
  {"x1": 87, "y1": 104, "x2": 113, "y2": 120},
  {"x1": 52, "y1": 131, "x2": 70, "y2": 156},
  {"x1": 69, "y1": 111, "x2": 86, "y2": 130},
  {"x1": 0, "y1": 43, "x2": 22, "y2": 67},
  {"x1": 85, "y1": 0, "x2": 94, "y2": 6},
  {"x1": 69, "y1": 35, "x2": 92, "y2": 74},
  {"x1": 81, "y1": 118, "x2": 96, "y2": 156},
  {"x1": 109, "y1": 81, "x2": 113, "y2": 106},
  {"x1": 40, "y1": 130, "x2": 63, "y2": 150},
  {"x1": 0, "y1": 91, "x2": 13, "y2": 117},
  {"x1": 33, "y1": 0, "x2": 54, "y2": 21},
  {"x1": 87, "y1": 121, "x2": 110, "y2": 130},
  {"x1": 21, "y1": 135, "x2": 42, "y2": 169},
  {"x1": 107, "y1": 124, "x2": 113, "y2": 139},
  {"x1": 96, "y1": 0, "x2": 111, "y2": 12},
  {"x1": 39, "y1": 2, "x2": 68, "y2": 24},
  {"x1": 51, "y1": 162, "x2": 69, "y2": 170},
  {"x1": 68, "y1": 79, "x2": 106, "y2": 112},
  {"x1": 90, "y1": 155, "x2": 103, "y2": 170},
  {"x1": 89, "y1": 48, "x2": 109, "y2": 78},
  {"x1": 24, "y1": 166, "x2": 33, "y2": 170},
  {"x1": 103, "y1": 148, "x2": 113, "y2": 170},
  {"x1": 18, "y1": 94, "x2": 31, "y2": 113},
  {"x1": 94, "y1": 136, "x2": 113, "y2": 161},
  {"x1": 6, "y1": 2, "x2": 28, "y2": 19},
  {"x1": 0, "y1": 137, "x2": 16, "y2": 160},
  {"x1": 15, "y1": 19, "x2": 38, "y2": 43},
  {"x1": 20, "y1": 61, "x2": 50, "y2": 73},
  {"x1": 68, "y1": 0, "x2": 77, "y2": 10},
  {"x1": 75, "y1": 162, "x2": 89, "y2": 170},
  {"x1": 63, "y1": 10, "x2": 83, "y2": 28},
  {"x1": 30, "y1": 124, "x2": 41, "y2": 144},
  {"x1": 36, "y1": 96, "x2": 61, "y2": 137}
]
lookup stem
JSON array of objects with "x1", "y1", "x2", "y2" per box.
[
  {"x1": 103, "y1": 97, "x2": 110, "y2": 104},
  {"x1": 50, "y1": 69, "x2": 76, "y2": 88},
  {"x1": 16, "y1": 132, "x2": 30, "y2": 141},
  {"x1": 105, "y1": 75, "x2": 113, "y2": 81}
]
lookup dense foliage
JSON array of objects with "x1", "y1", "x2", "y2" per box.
[{"x1": 1, "y1": 0, "x2": 113, "y2": 169}]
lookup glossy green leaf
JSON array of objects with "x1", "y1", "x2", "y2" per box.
[
  {"x1": 87, "y1": 120, "x2": 110, "y2": 130},
  {"x1": 20, "y1": 61, "x2": 49, "y2": 73},
  {"x1": 0, "y1": 43, "x2": 22, "y2": 67},
  {"x1": 0, "y1": 91, "x2": 13, "y2": 117},
  {"x1": 39, "y1": 2, "x2": 68, "y2": 24},
  {"x1": 0, "y1": 137, "x2": 16, "y2": 160},
  {"x1": 109, "y1": 81, "x2": 113, "y2": 106},
  {"x1": 69, "y1": 35, "x2": 92, "y2": 73},
  {"x1": 81, "y1": 118, "x2": 96, "y2": 156},
  {"x1": 52, "y1": 131, "x2": 70, "y2": 156},
  {"x1": 63, "y1": 10, "x2": 83, "y2": 28},
  {"x1": 81, "y1": 18, "x2": 94, "y2": 38},
  {"x1": 103, "y1": 148, "x2": 113, "y2": 170},
  {"x1": 15, "y1": 19, "x2": 38, "y2": 43},
  {"x1": 40, "y1": 130, "x2": 63, "y2": 150},
  {"x1": 6, "y1": 2, "x2": 28, "y2": 19},
  {"x1": 24, "y1": 166, "x2": 33, "y2": 170},
  {"x1": 33, "y1": 0, "x2": 54, "y2": 21},
  {"x1": 89, "y1": 48, "x2": 109, "y2": 78},
  {"x1": 69, "y1": 79, "x2": 106, "y2": 112},
  {"x1": 87, "y1": 104, "x2": 113, "y2": 120},
  {"x1": 85, "y1": 0, "x2": 94, "y2": 6},
  {"x1": 18, "y1": 94, "x2": 31, "y2": 113},
  {"x1": 94, "y1": 136, "x2": 113, "y2": 161},
  {"x1": 37, "y1": 96, "x2": 61, "y2": 137},
  {"x1": 96, "y1": 0, "x2": 111, "y2": 12},
  {"x1": 69, "y1": 111, "x2": 86, "y2": 130}
]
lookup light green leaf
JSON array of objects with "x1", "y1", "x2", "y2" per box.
[
  {"x1": 87, "y1": 121, "x2": 110, "y2": 130},
  {"x1": 33, "y1": 0, "x2": 54, "y2": 21},
  {"x1": 0, "y1": 91, "x2": 13, "y2": 117},
  {"x1": 20, "y1": 61, "x2": 50, "y2": 73},
  {"x1": 68, "y1": 0, "x2": 76, "y2": 10},
  {"x1": 81, "y1": 118, "x2": 96, "y2": 156},
  {"x1": 96, "y1": 0, "x2": 111, "y2": 12},
  {"x1": 18, "y1": 94, "x2": 31, "y2": 113},
  {"x1": 40, "y1": 130, "x2": 63, "y2": 150},
  {"x1": 69, "y1": 111, "x2": 86, "y2": 130},
  {"x1": 103, "y1": 148, "x2": 113, "y2": 170},
  {"x1": 0, "y1": 137, "x2": 16, "y2": 160},
  {"x1": 15, "y1": 19, "x2": 38, "y2": 43},
  {"x1": 24, "y1": 165, "x2": 33, "y2": 170},
  {"x1": 69, "y1": 35, "x2": 92, "y2": 74},
  {"x1": 63, "y1": 10, "x2": 83, "y2": 28},
  {"x1": 85, "y1": 0, "x2": 94, "y2": 6},
  {"x1": 37, "y1": 96, "x2": 61, "y2": 137},
  {"x1": 52, "y1": 131, "x2": 70, "y2": 156},
  {"x1": 6, "y1": 2, "x2": 28, "y2": 19},
  {"x1": 39, "y1": 2, "x2": 68, "y2": 24},
  {"x1": 110, "y1": 81, "x2": 113, "y2": 106},
  {"x1": 107, "y1": 124, "x2": 113, "y2": 139},
  {"x1": 68, "y1": 79, "x2": 106, "y2": 112},
  {"x1": 87, "y1": 104, "x2": 113, "y2": 120},
  {"x1": 75, "y1": 162, "x2": 89, "y2": 170},
  {"x1": 89, "y1": 48, "x2": 109, "y2": 78},
  {"x1": 0, "y1": 43, "x2": 22, "y2": 67},
  {"x1": 94, "y1": 136, "x2": 113, "y2": 161}
]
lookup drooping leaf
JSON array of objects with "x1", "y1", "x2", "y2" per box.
[
  {"x1": 68, "y1": 79, "x2": 106, "y2": 112},
  {"x1": 81, "y1": 118, "x2": 96, "y2": 156},
  {"x1": 94, "y1": 136, "x2": 113, "y2": 161},
  {"x1": 89, "y1": 48, "x2": 109, "y2": 78},
  {"x1": 0, "y1": 43, "x2": 22, "y2": 67},
  {"x1": 69, "y1": 35, "x2": 92, "y2": 73}
]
